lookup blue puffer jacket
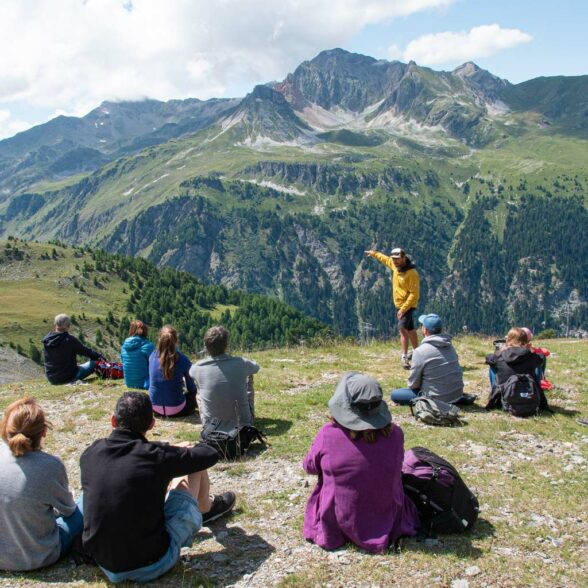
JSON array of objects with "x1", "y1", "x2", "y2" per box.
[{"x1": 121, "y1": 336, "x2": 155, "y2": 389}]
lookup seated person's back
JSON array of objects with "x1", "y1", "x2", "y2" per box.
[
  {"x1": 149, "y1": 325, "x2": 197, "y2": 417},
  {"x1": 409, "y1": 333, "x2": 463, "y2": 403},
  {"x1": 80, "y1": 392, "x2": 220, "y2": 579},
  {"x1": 190, "y1": 326, "x2": 260, "y2": 432},
  {"x1": 392, "y1": 314, "x2": 463, "y2": 405},
  {"x1": 486, "y1": 327, "x2": 544, "y2": 386},
  {"x1": 42, "y1": 313, "x2": 102, "y2": 384},
  {"x1": 0, "y1": 398, "x2": 81, "y2": 571},
  {"x1": 121, "y1": 320, "x2": 155, "y2": 390},
  {"x1": 303, "y1": 372, "x2": 419, "y2": 553}
]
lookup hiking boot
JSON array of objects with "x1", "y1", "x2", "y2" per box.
[
  {"x1": 202, "y1": 492, "x2": 236, "y2": 525},
  {"x1": 401, "y1": 355, "x2": 411, "y2": 370}
]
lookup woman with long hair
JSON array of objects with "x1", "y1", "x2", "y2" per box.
[
  {"x1": 148, "y1": 325, "x2": 197, "y2": 417},
  {"x1": 303, "y1": 372, "x2": 419, "y2": 553},
  {"x1": 0, "y1": 397, "x2": 83, "y2": 571},
  {"x1": 121, "y1": 319, "x2": 156, "y2": 389}
]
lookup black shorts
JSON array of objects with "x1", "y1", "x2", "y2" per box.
[{"x1": 398, "y1": 308, "x2": 416, "y2": 331}]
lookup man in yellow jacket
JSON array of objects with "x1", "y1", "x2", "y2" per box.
[{"x1": 365, "y1": 247, "x2": 420, "y2": 368}]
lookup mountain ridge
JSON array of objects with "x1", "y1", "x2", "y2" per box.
[{"x1": 0, "y1": 49, "x2": 587, "y2": 338}]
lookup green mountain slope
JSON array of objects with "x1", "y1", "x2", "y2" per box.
[
  {"x1": 0, "y1": 49, "x2": 587, "y2": 337},
  {"x1": 0, "y1": 239, "x2": 331, "y2": 361}
]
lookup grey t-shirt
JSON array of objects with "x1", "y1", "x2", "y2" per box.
[
  {"x1": 0, "y1": 442, "x2": 76, "y2": 571},
  {"x1": 190, "y1": 354, "x2": 260, "y2": 432}
]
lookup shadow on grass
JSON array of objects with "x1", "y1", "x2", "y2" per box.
[
  {"x1": 546, "y1": 405, "x2": 581, "y2": 417},
  {"x1": 255, "y1": 417, "x2": 293, "y2": 438},
  {"x1": 0, "y1": 560, "x2": 104, "y2": 585},
  {"x1": 3, "y1": 522, "x2": 277, "y2": 587},
  {"x1": 176, "y1": 520, "x2": 275, "y2": 585},
  {"x1": 403, "y1": 517, "x2": 496, "y2": 559},
  {"x1": 458, "y1": 403, "x2": 488, "y2": 414}
]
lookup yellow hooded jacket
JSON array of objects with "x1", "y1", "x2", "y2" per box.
[{"x1": 371, "y1": 251, "x2": 420, "y2": 314}]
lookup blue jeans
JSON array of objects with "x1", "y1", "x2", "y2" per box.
[
  {"x1": 101, "y1": 490, "x2": 202, "y2": 583},
  {"x1": 74, "y1": 360, "x2": 97, "y2": 381},
  {"x1": 56, "y1": 498, "x2": 84, "y2": 557},
  {"x1": 391, "y1": 388, "x2": 421, "y2": 405}
]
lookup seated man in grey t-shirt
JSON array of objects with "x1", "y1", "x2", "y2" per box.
[{"x1": 189, "y1": 326, "x2": 260, "y2": 432}]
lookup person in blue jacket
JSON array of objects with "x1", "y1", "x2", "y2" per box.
[
  {"x1": 121, "y1": 320, "x2": 156, "y2": 390},
  {"x1": 149, "y1": 325, "x2": 197, "y2": 418}
]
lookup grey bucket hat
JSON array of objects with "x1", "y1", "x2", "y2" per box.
[{"x1": 328, "y1": 372, "x2": 392, "y2": 431}]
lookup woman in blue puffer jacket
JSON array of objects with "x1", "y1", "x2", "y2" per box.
[{"x1": 120, "y1": 320, "x2": 155, "y2": 389}]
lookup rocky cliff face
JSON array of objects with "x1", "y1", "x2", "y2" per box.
[
  {"x1": 242, "y1": 161, "x2": 420, "y2": 194},
  {"x1": 220, "y1": 85, "x2": 312, "y2": 144}
]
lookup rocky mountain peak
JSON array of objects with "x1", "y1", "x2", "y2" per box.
[
  {"x1": 307, "y1": 48, "x2": 378, "y2": 72},
  {"x1": 453, "y1": 61, "x2": 510, "y2": 99}
]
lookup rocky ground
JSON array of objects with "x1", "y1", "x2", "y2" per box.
[{"x1": 0, "y1": 338, "x2": 587, "y2": 587}]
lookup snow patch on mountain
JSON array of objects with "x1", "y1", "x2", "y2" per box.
[{"x1": 246, "y1": 179, "x2": 306, "y2": 196}]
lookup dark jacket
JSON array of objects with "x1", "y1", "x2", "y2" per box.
[
  {"x1": 42, "y1": 331, "x2": 102, "y2": 384},
  {"x1": 485, "y1": 346, "x2": 544, "y2": 386},
  {"x1": 80, "y1": 428, "x2": 219, "y2": 573}
]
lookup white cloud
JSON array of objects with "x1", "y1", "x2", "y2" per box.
[
  {"x1": 0, "y1": 0, "x2": 456, "y2": 138},
  {"x1": 391, "y1": 24, "x2": 532, "y2": 66},
  {"x1": 0, "y1": 110, "x2": 34, "y2": 140}
]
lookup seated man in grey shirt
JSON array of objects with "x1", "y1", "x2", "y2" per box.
[{"x1": 190, "y1": 326, "x2": 260, "y2": 432}]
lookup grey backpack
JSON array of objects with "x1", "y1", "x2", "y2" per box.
[{"x1": 410, "y1": 397, "x2": 463, "y2": 427}]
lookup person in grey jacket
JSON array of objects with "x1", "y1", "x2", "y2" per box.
[
  {"x1": 190, "y1": 326, "x2": 260, "y2": 433},
  {"x1": 390, "y1": 314, "x2": 464, "y2": 405}
]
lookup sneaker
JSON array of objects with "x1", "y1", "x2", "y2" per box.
[
  {"x1": 578, "y1": 418, "x2": 588, "y2": 427},
  {"x1": 407, "y1": 350, "x2": 413, "y2": 361},
  {"x1": 202, "y1": 492, "x2": 236, "y2": 525},
  {"x1": 401, "y1": 355, "x2": 411, "y2": 370}
]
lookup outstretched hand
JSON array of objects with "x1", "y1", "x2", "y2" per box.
[{"x1": 364, "y1": 250, "x2": 376, "y2": 257}]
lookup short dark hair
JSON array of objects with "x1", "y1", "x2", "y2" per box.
[
  {"x1": 114, "y1": 392, "x2": 153, "y2": 434},
  {"x1": 204, "y1": 326, "x2": 229, "y2": 356}
]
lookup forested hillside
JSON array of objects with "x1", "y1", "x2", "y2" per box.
[{"x1": 0, "y1": 239, "x2": 331, "y2": 364}]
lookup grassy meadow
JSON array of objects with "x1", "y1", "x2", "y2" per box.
[{"x1": 0, "y1": 336, "x2": 586, "y2": 587}]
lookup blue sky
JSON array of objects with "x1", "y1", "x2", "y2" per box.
[
  {"x1": 0, "y1": 0, "x2": 585, "y2": 140},
  {"x1": 348, "y1": 0, "x2": 588, "y2": 82}
]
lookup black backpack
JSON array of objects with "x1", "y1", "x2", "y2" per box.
[
  {"x1": 402, "y1": 446, "x2": 479, "y2": 535},
  {"x1": 486, "y1": 373, "x2": 548, "y2": 418},
  {"x1": 200, "y1": 418, "x2": 267, "y2": 460}
]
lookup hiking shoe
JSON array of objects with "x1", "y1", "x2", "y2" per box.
[
  {"x1": 401, "y1": 355, "x2": 411, "y2": 370},
  {"x1": 578, "y1": 418, "x2": 588, "y2": 427},
  {"x1": 202, "y1": 492, "x2": 236, "y2": 525}
]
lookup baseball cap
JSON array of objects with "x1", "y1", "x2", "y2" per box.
[
  {"x1": 418, "y1": 313, "x2": 443, "y2": 334},
  {"x1": 390, "y1": 248, "x2": 405, "y2": 258}
]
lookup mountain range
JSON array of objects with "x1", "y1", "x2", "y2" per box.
[{"x1": 0, "y1": 48, "x2": 587, "y2": 337}]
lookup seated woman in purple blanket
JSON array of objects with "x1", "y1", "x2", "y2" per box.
[{"x1": 303, "y1": 372, "x2": 420, "y2": 553}]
